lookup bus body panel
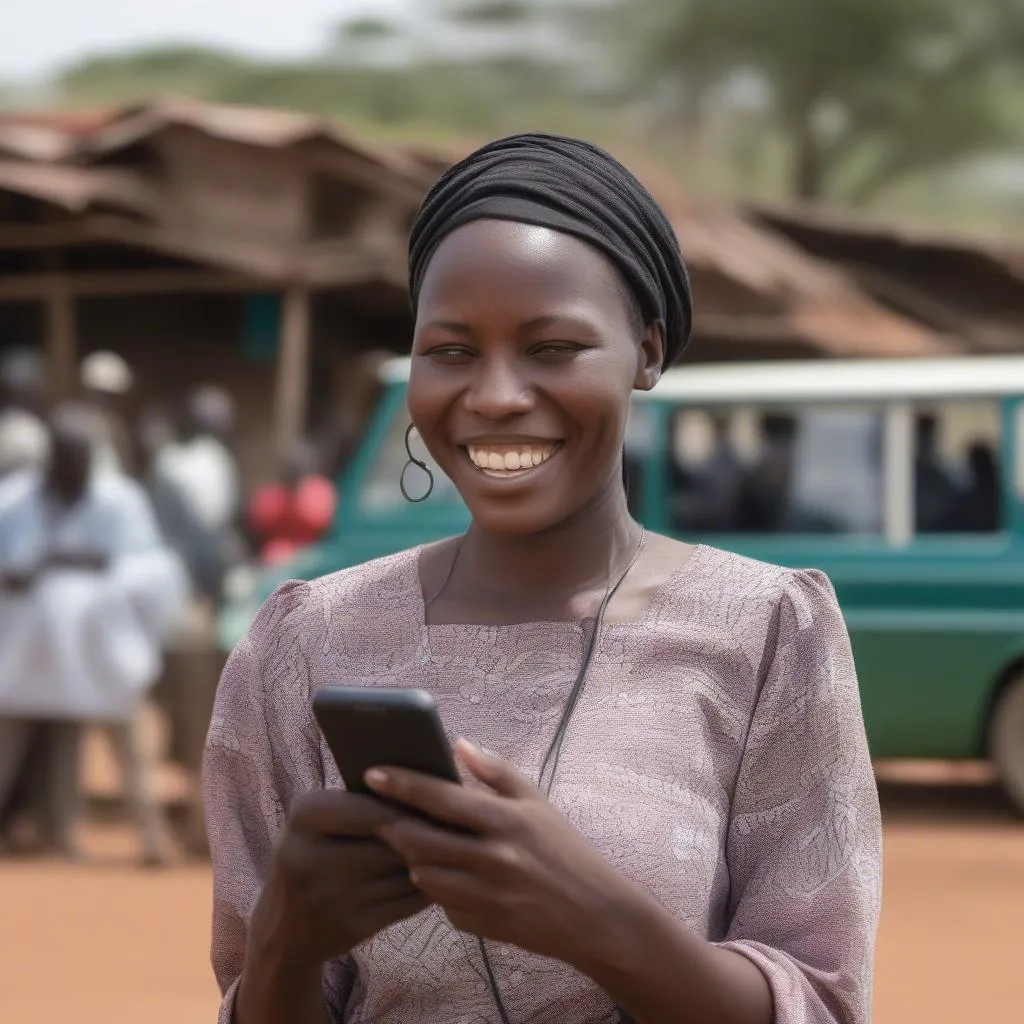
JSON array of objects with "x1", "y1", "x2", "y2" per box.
[{"x1": 220, "y1": 359, "x2": 1024, "y2": 764}]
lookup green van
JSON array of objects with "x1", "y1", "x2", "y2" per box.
[{"x1": 220, "y1": 355, "x2": 1024, "y2": 813}]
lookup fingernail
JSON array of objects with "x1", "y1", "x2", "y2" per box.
[{"x1": 364, "y1": 768, "x2": 388, "y2": 789}]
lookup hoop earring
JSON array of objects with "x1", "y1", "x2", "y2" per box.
[{"x1": 400, "y1": 423, "x2": 434, "y2": 503}]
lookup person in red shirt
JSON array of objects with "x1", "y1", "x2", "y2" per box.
[{"x1": 247, "y1": 443, "x2": 337, "y2": 566}]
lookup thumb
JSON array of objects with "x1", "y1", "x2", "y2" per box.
[{"x1": 454, "y1": 738, "x2": 535, "y2": 799}]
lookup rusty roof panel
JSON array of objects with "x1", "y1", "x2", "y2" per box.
[
  {"x1": 0, "y1": 160, "x2": 159, "y2": 217},
  {"x1": 82, "y1": 96, "x2": 433, "y2": 188}
]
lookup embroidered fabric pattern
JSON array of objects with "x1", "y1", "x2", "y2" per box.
[{"x1": 204, "y1": 543, "x2": 882, "y2": 1024}]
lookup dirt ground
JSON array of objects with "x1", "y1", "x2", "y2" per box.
[{"x1": 1, "y1": 756, "x2": 1021, "y2": 1024}]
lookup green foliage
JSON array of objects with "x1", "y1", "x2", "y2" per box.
[
  {"x1": 58, "y1": 45, "x2": 252, "y2": 104},
  {"x1": 441, "y1": 1, "x2": 538, "y2": 24},
  {"x1": 43, "y1": 0, "x2": 1024, "y2": 222},
  {"x1": 335, "y1": 18, "x2": 401, "y2": 42},
  {"x1": 573, "y1": 0, "x2": 1024, "y2": 202}
]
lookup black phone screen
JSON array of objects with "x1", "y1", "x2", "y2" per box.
[{"x1": 312, "y1": 686, "x2": 460, "y2": 795}]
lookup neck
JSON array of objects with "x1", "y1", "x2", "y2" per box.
[{"x1": 458, "y1": 485, "x2": 642, "y2": 610}]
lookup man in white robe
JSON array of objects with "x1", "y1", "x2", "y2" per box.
[{"x1": 0, "y1": 404, "x2": 188, "y2": 863}]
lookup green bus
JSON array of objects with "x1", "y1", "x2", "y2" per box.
[{"x1": 220, "y1": 355, "x2": 1024, "y2": 813}]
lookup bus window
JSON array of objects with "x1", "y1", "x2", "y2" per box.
[
  {"x1": 913, "y1": 402, "x2": 1001, "y2": 534},
  {"x1": 668, "y1": 405, "x2": 884, "y2": 535}
]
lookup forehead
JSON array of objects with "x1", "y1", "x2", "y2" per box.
[{"x1": 416, "y1": 219, "x2": 628, "y2": 314}]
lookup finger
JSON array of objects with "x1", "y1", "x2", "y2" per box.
[
  {"x1": 454, "y1": 739, "x2": 536, "y2": 799},
  {"x1": 356, "y1": 872, "x2": 424, "y2": 906},
  {"x1": 290, "y1": 790, "x2": 407, "y2": 838},
  {"x1": 363, "y1": 891, "x2": 432, "y2": 933},
  {"x1": 410, "y1": 865, "x2": 496, "y2": 912},
  {"x1": 304, "y1": 837, "x2": 410, "y2": 878},
  {"x1": 378, "y1": 818, "x2": 491, "y2": 871},
  {"x1": 364, "y1": 768, "x2": 509, "y2": 834}
]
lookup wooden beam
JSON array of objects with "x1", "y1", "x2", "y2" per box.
[
  {"x1": 46, "y1": 278, "x2": 76, "y2": 401},
  {"x1": 0, "y1": 269, "x2": 263, "y2": 302},
  {"x1": 0, "y1": 221, "x2": 94, "y2": 251},
  {"x1": 274, "y1": 284, "x2": 311, "y2": 454}
]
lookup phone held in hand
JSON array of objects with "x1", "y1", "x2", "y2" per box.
[{"x1": 312, "y1": 686, "x2": 461, "y2": 795}]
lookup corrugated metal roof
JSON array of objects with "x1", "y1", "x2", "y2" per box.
[
  {"x1": 677, "y1": 207, "x2": 950, "y2": 357},
  {"x1": 81, "y1": 95, "x2": 433, "y2": 189},
  {"x1": 0, "y1": 96, "x2": 1006, "y2": 361},
  {"x1": 0, "y1": 124, "x2": 77, "y2": 163},
  {"x1": 752, "y1": 200, "x2": 1024, "y2": 275},
  {"x1": 0, "y1": 160, "x2": 159, "y2": 216}
]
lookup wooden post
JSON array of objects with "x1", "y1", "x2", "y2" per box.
[
  {"x1": 274, "y1": 284, "x2": 311, "y2": 454},
  {"x1": 45, "y1": 276, "x2": 77, "y2": 401}
]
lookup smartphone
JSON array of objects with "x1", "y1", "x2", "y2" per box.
[{"x1": 312, "y1": 686, "x2": 460, "y2": 795}]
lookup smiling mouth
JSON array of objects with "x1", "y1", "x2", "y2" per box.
[{"x1": 464, "y1": 442, "x2": 561, "y2": 479}]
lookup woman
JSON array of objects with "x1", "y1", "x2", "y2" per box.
[{"x1": 205, "y1": 135, "x2": 882, "y2": 1024}]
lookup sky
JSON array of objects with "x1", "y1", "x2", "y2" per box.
[{"x1": 2, "y1": 0, "x2": 414, "y2": 79}]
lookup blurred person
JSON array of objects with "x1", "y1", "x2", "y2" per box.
[
  {"x1": 152, "y1": 385, "x2": 241, "y2": 558},
  {"x1": 247, "y1": 441, "x2": 337, "y2": 566},
  {"x1": 205, "y1": 135, "x2": 880, "y2": 1024},
  {"x1": 80, "y1": 350, "x2": 136, "y2": 474},
  {"x1": 0, "y1": 403, "x2": 187, "y2": 864},
  {"x1": 735, "y1": 412, "x2": 797, "y2": 532},
  {"x1": 0, "y1": 348, "x2": 52, "y2": 844},
  {"x1": 0, "y1": 348, "x2": 50, "y2": 479},
  {"x1": 914, "y1": 412, "x2": 962, "y2": 532},
  {"x1": 957, "y1": 440, "x2": 1000, "y2": 532},
  {"x1": 149, "y1": 386, "x2": 242, "y2": 855},
  {"x1": 673, "y1": 412, "x2": 744, "y2": 531}
]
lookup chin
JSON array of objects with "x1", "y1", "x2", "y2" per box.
[{"x1": 461, "y1": 494, "x2": 570, "y2": 537}]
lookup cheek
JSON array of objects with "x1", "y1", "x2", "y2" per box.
[
  {"x1": 557, "y1": 376, "x2": 632, "y2": 447},
  {"x1": 406, "y1": 377, "x2": 456, "y2": 465}
]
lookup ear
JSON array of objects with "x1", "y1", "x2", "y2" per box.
[{"x1": 634, "y1": 322, "x2": 663, "y2": 392}]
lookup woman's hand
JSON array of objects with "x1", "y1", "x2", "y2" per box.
[
  {"x1": 248, "y1": 790, "x2": 431, "y2": 968},
  {"x1": 237, "y1": 790, "x2": 433, "y2": 1024},
  {"x1": 366, "y1": 740, "x2": 646, "y2": 970}
]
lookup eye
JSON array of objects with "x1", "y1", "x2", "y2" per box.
[
  {"x1": 424, "y1": 345, "x2": 474, "y2": 364},
  {"x1": 531, "y1": 341, "x2": 587, "y2": 359}
]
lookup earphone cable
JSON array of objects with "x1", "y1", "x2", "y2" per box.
[{"x1": 476, "y1": 526, "x2": 647, "y2": 1022}]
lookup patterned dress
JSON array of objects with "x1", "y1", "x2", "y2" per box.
[{"x1": 204, "y1": 543, "x2": 882, "y2": 1023}]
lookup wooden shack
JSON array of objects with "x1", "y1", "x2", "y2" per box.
[
  {"x1": 0, "y1": 98, "x2": 960, "y2": 486},
  {"x1": 0, "y1": 97, "x2": 435, "y2": 484}
]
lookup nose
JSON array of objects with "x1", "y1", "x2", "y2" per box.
[{"x1": 462, "y1": 355, "x2": 534, "y2": 421}]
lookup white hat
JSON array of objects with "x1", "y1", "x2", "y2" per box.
[{"x1": 81, "y1": 351, "x2": 133, "y2": 395}]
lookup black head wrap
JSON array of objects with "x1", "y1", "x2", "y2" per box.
[{"x1": 408, "y1": 133, "x2": 693, "y2": 369}]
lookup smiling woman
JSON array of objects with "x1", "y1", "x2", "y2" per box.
[{"x1": 204, "y1": 134, "x2": 882, "y2": 1024}]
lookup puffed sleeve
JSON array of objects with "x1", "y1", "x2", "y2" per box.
[
  {"x1": 717, "y1": 569, "x2": 882, "y2": 1024},
  {"x1": 202, "y1": 581, "x2": 355, "y2": 1023}
]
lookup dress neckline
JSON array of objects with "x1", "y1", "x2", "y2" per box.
[{"x1": 411, "y1": 541, "x2": 713, "y2": 633}]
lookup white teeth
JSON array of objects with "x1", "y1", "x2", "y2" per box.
[{"x1": 467, "y1": 444, "x2": 557, "y2": 474}]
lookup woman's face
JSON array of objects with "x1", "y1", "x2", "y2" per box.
[{"x1": 408, "y1": 219, "x2": 662, "y2": 535}]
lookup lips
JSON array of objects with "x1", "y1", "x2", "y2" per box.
[{"x1": 463, "y1": 441, "x2": 561, "y2": 478}]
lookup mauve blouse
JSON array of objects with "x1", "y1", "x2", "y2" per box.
[{"x1": 204, "y1": 543, "x2": 882, "y2": 1024}]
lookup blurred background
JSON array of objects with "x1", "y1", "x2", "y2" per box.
[{"x1": 1, "y1": 2, "x2": 1023, "y2": 1022}]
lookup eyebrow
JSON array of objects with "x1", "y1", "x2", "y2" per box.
[
  {"x1": 421, "y1": 320, "x2": 474, "y2": 335},
  {"x1": 420, "y1": 314, "x2": 597, "y2": 335}
]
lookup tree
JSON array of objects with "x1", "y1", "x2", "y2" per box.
[{"x1": 571, "y1": 0, "x2": 1024, "y2": 203}]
